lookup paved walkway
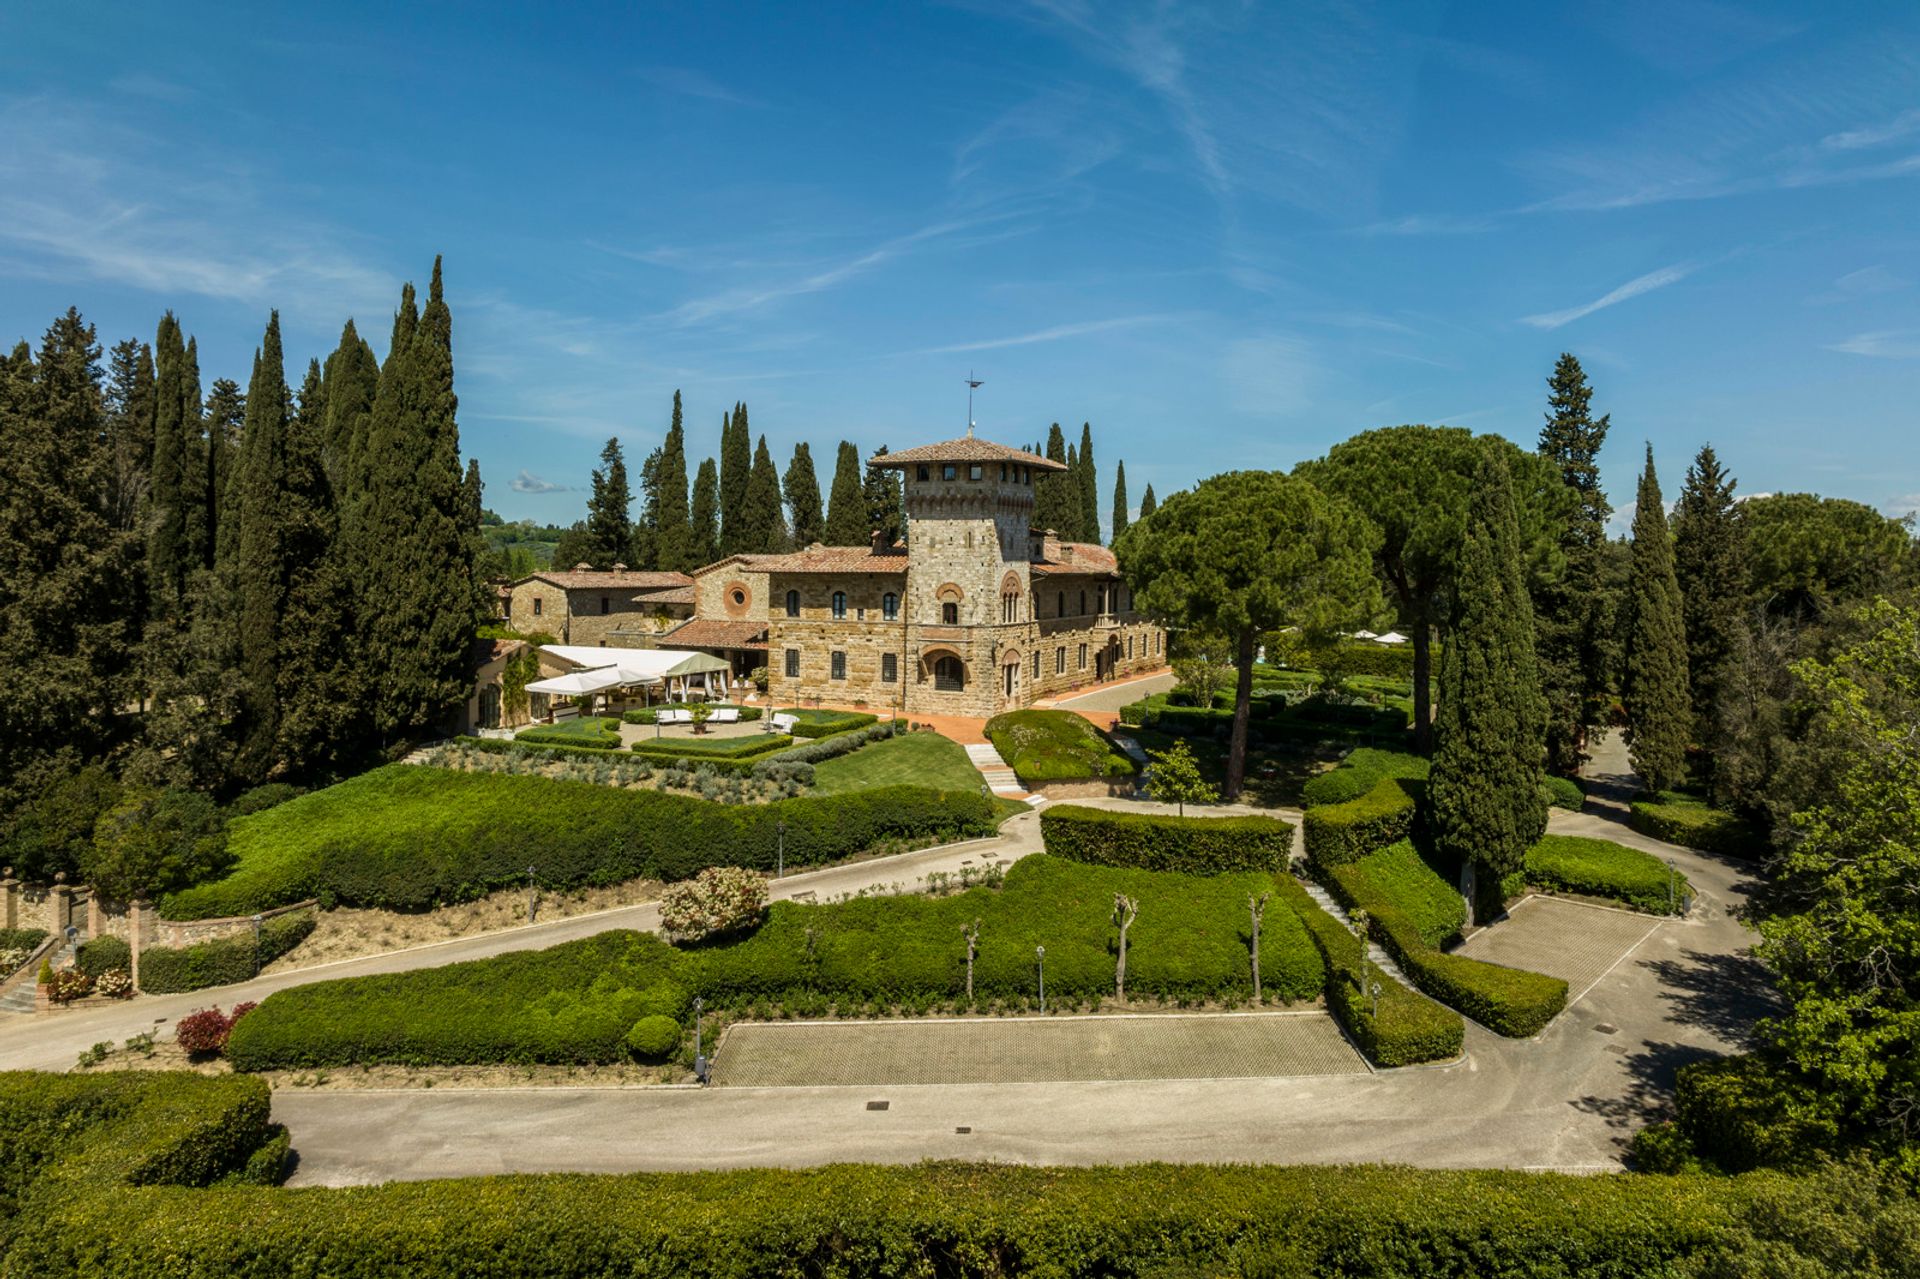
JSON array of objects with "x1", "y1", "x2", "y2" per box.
[
  {"x1": 1042, "y1": 670, "x2": 1176, "y2": 730},
  {"x1": 1456, "y1": 896, "x2": 1668, "y2": 1007},
  {"x1": 710, "y1": 1012, "x2": 1366, "y2": 1087}
]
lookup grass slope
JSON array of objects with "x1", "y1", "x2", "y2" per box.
[{"x1": 985, "y1": 709, "x2": 1133, "y2": 784}]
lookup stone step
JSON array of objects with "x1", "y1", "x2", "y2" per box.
[{"x1": 1294, "y1": 875, "x2": 1411, "y2": 987}]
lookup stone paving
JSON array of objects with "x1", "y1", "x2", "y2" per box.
[
  {"x1": 1453, "y1": 895, "x2": 1667, "y2": 1004},
  {"x1": 709, "y1": 1011, "x2": 1368, "y2": 1087}
]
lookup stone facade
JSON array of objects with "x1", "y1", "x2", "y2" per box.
[
  {"x1": 504, "y1": 568, "x2": 694, "y2": 647},
  {"x1": 761, "y1": 435, "x2": 1165, "y2": 717}
]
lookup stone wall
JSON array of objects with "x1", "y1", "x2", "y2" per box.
[
  {"x1": 695, "y1": 567, "x2": 770, "y2": 621},
  {"x1": 507, "y1": 578, "x2": 570, "y2": 636},
  {"x1": 506, "y1": 580, "x2": 690, "y2": 647}
]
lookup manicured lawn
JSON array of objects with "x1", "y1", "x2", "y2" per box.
[
  {"x1": 986, "y1": 709, "x2": 1134, "y2": 784},
  {"x1": 1526, "y1": 835, "x2": 1690, "y2": 914},
  {"x1": 516, "y1": 717, "x2": 622, "y2": 748},
  {"x1": 812, "y1": 731, "x2": 981, "y2": 794},
  {"x1": 1349, "y1": 839, "x2": 1465, "y2": 948}
]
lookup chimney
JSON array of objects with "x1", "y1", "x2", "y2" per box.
[
  {"x1": 611, "y1": 562, "x2": 628, "y2": 572},
  {"x1": 869, "y1": 528, "x2": 882, "y2": 549},
  {"x1": 573, "y1": 562, "x2": 593, "y2": 572}
]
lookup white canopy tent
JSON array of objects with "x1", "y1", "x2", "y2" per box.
[
  {"x1": 1372, "y1": 631, "x2": 1409, "y2": 645},
  {"x1": 533, "y1": 645, "x2": 734, "y2": 714},
  {"x1": 523, "y1": 668, "x2": 630, "y2": 697}
]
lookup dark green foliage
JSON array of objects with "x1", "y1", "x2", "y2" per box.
[
  {"x1": 515, "y1": 717, "x2": 622, "y2": 748},
  {"x1": 1276, "y1": 875, "x2": 1464, "y2": 1066},
  {"x1": 776, "y1": 708, "x2": 878, "y2": 738},
  {"x1": 741, "y1": 434, "x2": 788, "y2": 553},
  {"x1": 644, "y1": 391, "x2": 694, "y2": 572},
  {"x1": 175, "y1": 338, "x2": 211, "y2": 577},
  {"x1": 717, "y1": 402, "x2": 751, "y2": 555},
  {"x1": 1684, "y1": 1156, "x2": 1920, "y2": 1277},
  {"x1": 782, "y1": 440, "x2": 824, "y2": 548},
  {"x1": 1627, "y1": 793, "x2": 1763, "y2": 857},
  {"x1": 822, "y1": 439, "x2": 867, "y2": 545},
  {"x1": 1740, "y1": 492, "x2": 1915, "y2": 618},
  {"x1": 158, "y1": 766, "x2": 997, "y2": 918},
  {"x1": 862, "y1": 443, "x2": 904, "y2": 548},
  {"x1": 1428, "y1": 445, "x2": 1548, "y2": 916},
  {"x1": 0, "y1": 764, "x2": 121, "y2": 882},
  {"x1": 1534, "y1": 354, "x2": 1617, "y2": 774},
  {"x1": 1667, "y1": 1053, "x2": 1841, "y2": 1172},
  {"x1": 137, "y1": 914, "x2": 315, "y2": 994},
  {"x1": 1302, "y1": 777, "x2": 1420, "y2": 868},
  {"x1": 1110, "y1": 458, "x2": 1127, "y2": 545},
  {"x1": 1623, "y1": 446, "x2": 1691, "y2": 791},
  {"x1": 985, "y1": 709, "x2": 1133, "y2": 783},
  {"x1": 1077, "y1": 421, "x2": 1099, "y2": 543},
  {"x1": 1138, "y1": 482, "x2": 1156, "y2": 522},
  {"x1": 1300, "y1": 748, "x2": 1428, "y2": 807},
  {"x1": 1348, "y1": 840, "x2": 1465, "y2": 948},
  {"x1": 630, "y1": 734, "x2": 794, "y2": 760},
  {"x1": 1542, "y1": 775, "x2": 1585, "y2": 810},
  {"x1": 1673, "y1": 445, "x2": 1745, "y2": 753},
  {"x1": 145, "y1": 313, "x2": 189, "y2": 615},
  {"x1": 687, "y1": 456, "x2": 720, "y2": 565},
  {"x1": 320, "y1": 318, "x2": 378, "y2": 497},
  {"x1": 74, "y1": 935, "x2": 131, "y2": 978},
  {"x1": 1324, "y1": 854, "x2": 1568, "y2": 1037},
  {"x1": 101, "y1": 337, "x2": 155, "y2": 529},
  {"x1": 1525, "y1": 835, "x2": 1687, "y2": 914},
  {"x1": 230, "y1": 312, "x2": 290, "y2": 782},
  {"x1": 624, "y1": 1014, "x2": 681, "y2": 1060},
  {"x1": 1033, "y1": 423, "x2": 1080, "y2": 536},
  {"x1": 80, "y1": 786, "x2": 229, "y2": 903},
  {"x1": 229, "y1": 784, "x2": 300, "y2": 817},
  {"x1": 583, "y1": 436, "x2": 631, "y2": 567},
  {"x1": 227, "y1": 856, "x2": 1324, "y2": 1070},
  {"x1": 1040, "y1": 805, "x2": 1293, "y2": 873}
]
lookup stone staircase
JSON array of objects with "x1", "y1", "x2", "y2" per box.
[
  {"x1": 0, "y1": 937, "x2": 75, "y2": 1015},
  {"x1": 965, "y1": 741, "x2": 1034, "y2": 801},
  {"x1": 1294, "y1": 872, "x2": 1410, "y2": 987}
]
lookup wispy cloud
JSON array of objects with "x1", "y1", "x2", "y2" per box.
[
  {"x1": 898, "y1": 314, "x2": 1175, "y2": 356},
  {"x1": 1881, "y1": 493, "x2": 1920, "y2": 519},
  {"x1": 1824, "y1": 329, "x2": 1920, "y2": 359},
  {"x1": 510, "y1": 470, "x2": 573, "y2": 494},
  {"x1": 1821, "y1": 108, "x2": 1920, "y2": 151},
  {"x1": 1351, "y1": 213, "x2": 1497, "y2": 237},
  {"x1": 108, "y1": 73, "x2": 194, "y2": 103},
  {"x1": 634, "y1": 66, "x2": 764, "y2": 108},
  {"x1": 1807, "y1": 264, "x2": 1907, "y2": 305},
  {"x1": 1522, "y1": 262, "x2": 1694, "y2": 330},
  {"x1": 1220, "y1": 335, "x2": 1316, "y2": 416}
]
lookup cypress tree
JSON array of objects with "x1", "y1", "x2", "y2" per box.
[
  {"x1": 823, "y1": 440, "x2": 866, "y2": 544},
  {"x1": 585, "y1": 437, "x2": 632, "y2": 567},
  {"x1": 1534, "y1": 353, "x2": 1615, "y2": 774},
  {"x1": 783, "y1": 441, "x2": 824, "y2": 547},
  {"x1": 231, "y1": 313, "x2": 290, "y2": 783},
  {"x1": 1078, "y1": 422, "x2": 1099, "y2": 542},
  {"x1": 1139, "y1": 484, "x2": 1156, "y2": 522},
  {"x1": 1428, "y1": 445, "x2": 1548, "y2": 922},
  {"x1": 741, "y1": 434, "x2": 788, "y2": 553},
  {"x1": 146, "y1": 313, "x2": 187, "y2": 615},
  {"x1": 1111, "y1": 460, "x2": 1128, "y2": 545},
  {"x1": 102, "y1": 338, "x2": 154, "y2": 531},
  {"x1": 1035, "y1": 423, "x2": 1076, "y2": 535},
  {"x1": 649, "y1": 391, "x2": 693, "y2": 571},
  {"x1": 177, "y1": 337, "x2": 211, "y2": 576},
  {"x1": 689, "y1": 457, "x2": 720, "y2": 565},
  {"x1": 1672, "y1": 443, "x2": 1745, "y2": 751},
  {"x1": 321, "y1": 318, "x2": 378, "y2": 497},
  {"x1": 719, "y1": 403, "x2": 752, "y2": 554},
  {"x1": 204, "y1": 378, "x2": 245, "y2": 572},
  {"x1": 1623, "y1": 446, "x2": 1691, "y2": 792},
  {"x1": 863, "y1": 445, "x2": 904, "y2": 548}
]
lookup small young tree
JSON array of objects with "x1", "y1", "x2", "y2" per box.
[
  {"x1": 1112, "y1": 894, "x2": 1139, "y2": 1002},
  {"x1": 962, "y1": 918, "x2": 981, "y2": 1004},
  {"x1": 1248, "y1": 891, "x2": 1271, "y2": 1003},
  {"x1": 1172, "y1": 634, "x2": 1231, "y2": 707},
  {"x1": 1146, "y1": 739, "x2": 1218, "y2": 816},
  {"x1": 690, "y1": 702, "x2": 713, "y2": 735}
]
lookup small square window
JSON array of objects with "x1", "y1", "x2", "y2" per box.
[
  {"x1": 882, "y1": 653, "x2": 897, "y2": 683},
  {"x1": 831, "y1": 651, "x2": 846, "y2": 680},
  {"x1": 942, "y1": 463, "x2": 957, "y2": 481},
  {"x1": 969, "y1": 464, "x2": 983, "y2": 481},
  {"x1": 784, "y1": 648, "x2": 799, "y2": 678}
]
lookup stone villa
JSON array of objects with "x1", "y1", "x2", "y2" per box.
[{"x1": 498, "y1": 430, "x2": 1164, "y2": 718}]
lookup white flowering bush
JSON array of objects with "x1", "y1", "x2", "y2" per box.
[
  {"x1": 658, "y1": 866, "x2": 768, "y2": 943},
  {"x1": 0, "y1": 947, "x2": 32, "y2": 976},
  {"x1": 94, "y1": 968, "x2": 134, "y2": 998}
]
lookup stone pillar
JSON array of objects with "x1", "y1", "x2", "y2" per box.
[
  {"x1": 86, "y1": 889, "x2": 103, "y2": 940},
  {"x1": 1, "y1": 868, "x2": 16, "y2": 930},
  {"x1": 129, "y1": 899, "x2": 154, "y2": 993},
  {"x1": 49, "y1": 873, "x2": 73, "y2": 938}
]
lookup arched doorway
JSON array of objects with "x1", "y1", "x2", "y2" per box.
[{"x1": 934, "y1": 655, "x2": 966, "y2": 692}]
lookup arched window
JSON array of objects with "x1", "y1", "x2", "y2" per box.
[
  {"x1": 831, "y1": 591, "x2": 847, "y2": 619},
  {"x1": 882, "y1": 592, "x2": 898, "y2": 620},
  {"x1": 784, "y1": 589, "x2": 799, "y2": 618},
  {"x1": 934, "y1": 655, "x2": 965, "y2": 691},
  {"x1": 942, "y1": 601, "x2": 959, "y2": 625}
]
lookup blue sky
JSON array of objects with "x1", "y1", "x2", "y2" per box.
[{"x1": 3, "y1": 1, "x2": 1917, "y2": 532}]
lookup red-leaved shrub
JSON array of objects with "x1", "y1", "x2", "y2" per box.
[
  {"x1": 175, "y1": 1007, "x2": 235, "y2": 1056},
  {"x1": 231, "y1": 1000, "x2": 258, "y2": 1022}
]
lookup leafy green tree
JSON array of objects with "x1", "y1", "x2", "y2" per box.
[
  {"x1": 1753, "y1": 600, "x2": 1920, "y2": 1155},
  {"x1": 230, "y1": 313, "x2": 291, "y2": 783},
  {"x1": 742, "y1": 434, "x2": 789, "y2": 553},
  {"x1": 1623, "y1": 446, "x2": 1691, "y2": 792},
  {"x1": 1138, "y1": 483, "x2": 1156, "y2": 522},
  {"x1": 1077, "y1": 422, "x2": 1099, "y2": 542},
  {"x1": 1117, "y1": 470, "x2": 1379, "y2": 798},
  {"x1": 1146, "y1": 739, "x2": 1217, "y2": 817},
  {"x1": 823, "y1": 440, "x2": 867, "y2": 544},
  {"x1": 1534, "y1": 354, "x2": 1616, "y2": 774},
  {"x1": 584, "y1": 436, "x2": 632, "y2": 567},
  {"x1": 1672, "y1": 444, "x2": 1745, "y2": 750},
  {"x1": 550, "y1": 520, "x2": 594, "y2": 571},
  {"x1": 146, "y1": 313, "x2": 189, "y2": 615},
  {"x1": 1690, "y1": 1157, "x2": 1920, "y2": 1278},
  {"x1": 1034, "y1": 423, "x2": 1080, "y2": 536},
  {"x1": 1306, "y1": 425, "x2": 1569, "y2": 753},
  {"x1": 646, "y1": 391, "x2": 694, "y2": 571},
  {"x1": 862, "y1": 444, "x2": 904, "y2": 548},
  {"x1": 0, "y1": 763, "x2": 121, "y2": 883},
  {"x1": 1111, "y1": 460, "x2": 1128, "y2": 545},
  {"x1": 783, "y1": 440, "x2": 824, "y2": 547},
  {"x1": 1740, "y1": 493, "x2": 1915, "y2": 619},
  {"x1": 718, "y1": 402, "x2": 752, "y2": 554},
  {"x1": 81, "y1": 786, "x2": 229, "y2": 902},
  {"x1": 688, "y1": 457, "x2": 720, "y2": 565},
  {"x1": 1428, "y1": 446, "x2": 1548, "y2": 920},
  {"x1": 1171, "y1": 633, "x2": 1231, "y2": 708}
]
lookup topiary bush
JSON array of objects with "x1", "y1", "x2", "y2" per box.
[
  {"x1": 1302, "y1": 777, "x2": 1421, "y2": 869},
  {"x1": 1627, "y1": 793, "x2": 1762, "y2": 858},
  {"x1": 138, "y1": 914, "x2": 316, "y2": 994},
  {"x1": 1525, "y1": 835, "x2": 1689, "y2": 914},
  {"x1": 1541, "y1": 776, "x2": 1585, "y2": 812},
  {"x1": 624, "y1": 1015, "x2": 682, "y2": 1061},
  {"x1": 658, "y1": 866, "x2": 768, "y2": 943},
  {"x1": 1039, "y1": 805, "x2": 1292, "y2": 874},
  {"x1": 75, "y1": 935, "x2": 132, "y2": 979},
  {"x1": 516, "y1": 718, "x2": 623, "y2": 750},
  {"x1": 776, "y1": 709, "x2": 878, "y2": 738},
  {"x1": 985, "y1": 710, "x2": 1134, "y2": 784},
  {"x1": 1301, "y1": 748, "x2": 1429, "y2": 808}
]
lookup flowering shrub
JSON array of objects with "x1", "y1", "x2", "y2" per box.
[
  {"x1": 176, "y1": 1006, "x2": 241, "y2": 1055},
  {"x1": 93, "y1": 968, "x2": 135, "y2": 998},
  {"x1": 658, "y1": 866, "x2": 767, "y2": 942},
  {"x1": 0, "y1": 946, "x2": 31, "y2": 975},
  {"x1": 47, "y1": 970, "x2": 95, "y2": 1003}
]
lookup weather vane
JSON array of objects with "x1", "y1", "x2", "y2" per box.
[{"x1": 966, "y1": 371, "x2": 984, "y2": 438}]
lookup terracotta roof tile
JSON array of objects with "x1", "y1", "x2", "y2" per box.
[
  {"x1": 690, "y1": 553, "x2": 791, "y2": 576},
  {"x1": 869, "y1": 436, "x2": 1066, "y2": 471},
  {"x1": 755, "y1": 545, "x2": 910, "y2": 574},
  {"x1": 1029, "y1": 542, "x2": 1120, "y2": 577},
  {"x1": 633, "y1": 585, "x2": 696, "y2": 605},
  {"x1": 528, "y1": 570, "x2": 695, "y2": 590},
  {"x1": 665, "y1": 619, "x2": 771, "y2": 650}
]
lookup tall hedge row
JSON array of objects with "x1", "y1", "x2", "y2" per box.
[
  {"x1": 1302, "y1": 777, "x2": 1421, "y2": 868},
  {"x1": 1039, "y1": 805, "x2": 1293, "y2": 873},
  {"x1": 4, "y1": 1068, "x2": 1793, "y2": 1277},
  {"x1": 160, "y1": 767, "x2": 995, "y2": 919},
  {"x1": 1627, "y1": 794, "x2": 1762, "y2": 859}
]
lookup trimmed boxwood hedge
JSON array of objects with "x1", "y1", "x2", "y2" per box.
[
  {"x1": 137, "y1": 914, "x2": 317, "y2": 994},
  {"x1": 515, "y1": 718, "x2": 623, "y2": 749},
  {"x1": 75, "y1": 935, "x2": 131, "y2": 978},
  {"x1": 1324, "y1": 856, "x2": 1567, "y2": 1038},
  {"x1": 1302, "y1": 776, "x2": 1421, "y2": 868},
  {"x1": 777, "y1": 708, "x2": 879, "y2": 738},
  {"x1": 1273, "y1": 876, "x2": 1463, "y2": 1067},
  {"x1": 1348, "y1": 841, "x2": 1466, "y2": 949},
  {"x1": 159, "y1": 766, "x2": 998, "y2": 919},
  {"x1": 1525, "y1": 835, "x2": 1690, "y2": 914},
  {"x1": 1542, "y1": 775, "x2": 1585, "y2": 811},
  {"x1": 1300, "y1": 748, "x2": 1429, "y2": 808},
  {"x1": 1628, "y1": 793, "x2": 1762, "y2": 858},
  {"x1": 2, "y1": 1067, "x2": 1786, "y2": 1277},
  {"x1": 227, "y1": 856, "x2": 1325, "y2": 1070},
  {"x1": 1039, "y1": 805, "x2": 1293, "y2": 874},
  {"x1": 629, "y1": 734, "x2": 794, "y2": 760},
  {"x1": 622, "y1": 704, "x2": 762, "y2": 724},
  {"x1": 985, "y1": 709, "x2": 1134, "y2": 783}
]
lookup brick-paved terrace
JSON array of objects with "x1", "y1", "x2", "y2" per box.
[
  {"x1": 709, "y1": 1011, "x2": 1368, "y2": 1087},
  {"x1": 1453, "y1": 896, "x2": 1668, "y2": 1005}
]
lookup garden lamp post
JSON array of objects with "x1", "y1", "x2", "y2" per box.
[
  {"x1": 527, "y1": 864, "x2": 537, "y2": 923},
  {"x1": 693, "y1": 995, "x2": 708, "y2": 1083},
  {"x1": 1036, "y1": 945, "x2": 1046, "y2": 1014},
  {"x1": 776, "y1": 820, "x2": 786, "y2": 879},
  {"x1": 1370, "y1": 981, "x2": 1381, "y2": 1019},
  {"x1": 251, "y1": 914, "x2": 263, "y2": 977}
]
